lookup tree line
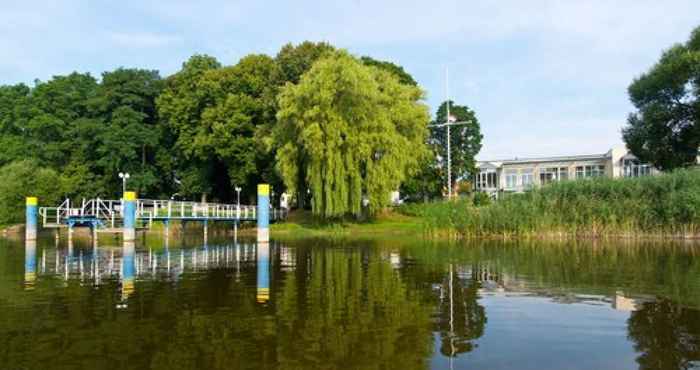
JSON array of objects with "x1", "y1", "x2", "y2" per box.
[{"x1": 0, "y1": 41, "x2": 483, "y2": 224}]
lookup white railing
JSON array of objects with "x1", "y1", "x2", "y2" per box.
[
  {"x1": 39, "y1": 198, "x2": 288, "y2": 228},
  {"x1": 134, "y1": 199, "x2": 259, "y2": 220}
]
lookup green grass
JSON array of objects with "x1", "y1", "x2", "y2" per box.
[
  {"x1": 399, "y1": 169, "x2": 700, "y2": 238},
  {"x1": 271, "y1": 210, "x2": 424, "y2": 239}
]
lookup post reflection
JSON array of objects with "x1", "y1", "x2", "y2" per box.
[
  {"x1": 24, "y1": 240, "x2": 36, "y2": 290},
  {"x1": 257, "y1": 242, "x2": 270, "y2": 303},
  {"x1": 120, "y1": 241, "x2": 136, "y2": 304}
]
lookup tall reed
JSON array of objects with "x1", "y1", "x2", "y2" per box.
[{"x1": 399, "y1": 169, "x2": 700, "y2": 238}]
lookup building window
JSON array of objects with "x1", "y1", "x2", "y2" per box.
[
  {"x1": 540, "y1": 167, "x2": 557, "y2": 184},
  {"x1": 540, "y1": 167, "x2": 568, "y2": 184},
  {"x1": 576, "y1": 165, "x2": 606, "y2": 179},
  {"x1": 521, "y1": 169, "x2": 534, "y2": 188},
  {"x1": 623, "y1": 159, "x2": 652, "y2": 177},
  {"x1": 505, "y1": 170, "x2": 518, "y2": 189},
  {"x1": 558, "y1": 167, "x2": 569, "y2": 181},
  {"x1": 476, "y1": 170, "x2": 498, "y2": 189}
]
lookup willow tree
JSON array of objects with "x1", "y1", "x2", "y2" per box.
[{"x1": 275, "y1": 51, "x2": 429, "y2": 218}]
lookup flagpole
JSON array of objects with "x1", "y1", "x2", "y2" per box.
[{"x1": 446, "y1": 67, "x2": 452, "y2": 199}]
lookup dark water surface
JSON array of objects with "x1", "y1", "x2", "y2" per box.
[{"x1": 1, "y1": 234, "x2": 699, "y2": 370}]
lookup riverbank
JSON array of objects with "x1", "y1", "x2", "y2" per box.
[
  {"x1": 270, "y1": 210, "x2": 424, "y2": 239},
  {"x1": 399, "y1": 169, "x2": 700, "y2": 239}
]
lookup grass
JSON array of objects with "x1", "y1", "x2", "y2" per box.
[
  {"x1": 271, "y1": 210, "x2": 424, "y2": 239},
  {"x1": 399, "y1": 169, "x2": 700, "y2": 239}
]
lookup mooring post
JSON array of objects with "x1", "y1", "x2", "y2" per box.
[
  {"x1": 257, "y1": 184, "x2": 270, "y2": 243},
  {"x1": 123, "y1": 192, "x2": 137, "y2": 242},
  {"x1": 25, "y1": 197, "x2": 38, "y2": 241}
]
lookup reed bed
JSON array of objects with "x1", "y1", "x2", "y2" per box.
[{"x1": 399, "y1": 169, "x2": 700, "y2": 238}]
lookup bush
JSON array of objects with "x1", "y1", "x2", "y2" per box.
[
  {"x1": 0, "y1": 160, "x2": 62, "y2": 225},
  {"x1": 472, "y1": 191, "x2": 491, "y2": 207}
]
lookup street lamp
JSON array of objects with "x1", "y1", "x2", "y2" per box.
[
  {"x1": 235, "y1": 186, "x2": 242, "y2": 210},
  {"x1": 118, "y1": 172, "x2": 130, "y2": 195}
]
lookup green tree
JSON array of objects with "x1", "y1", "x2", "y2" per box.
[
  {"x1": 399, "y1": 149, "x2": 443, "y2": 202},
  {"x1": 157, "y1": 55, "x2": 223, "y2": 201},
  {"x1": 0, "y1": 160, "x2": 62, "y2": 225},
  {"x1": 623, "y1": 26, "x2": 700, "y2": 170},
  {"x1": 91, "y1": 68, "x2": 165, "y2": 197},
  {"x1": 0, "y1": 84, "x2": 32, "y2": 166},
  {"x1": 158, "y1": 54, "x2": 280, "y2": 202},
  {"x1": 24, "y1": 73, "x2": 99, "y2": 168},
  {"x1": 432, "y1": 101, "x2": 483, "y2": 190},
  {"x1": 360, "y1": 56, "x2": 418, "y2": 86},
  {"x1": 275, "y1": 51, "x2": 430, "y2": 218},
  {"x1": 274, "y1": 41, "x2": 336, "y2": 85}
]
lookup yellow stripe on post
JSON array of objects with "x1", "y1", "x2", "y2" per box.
[
  {"x1": 124, "y1": 192, "x2": 137, "y2": 201},
  {"x1": 26, "y1": 197, "x2": 38, "y2": 206},
  {"x1": 257, "y1": 184, "x2": 270, "y2": 196}
]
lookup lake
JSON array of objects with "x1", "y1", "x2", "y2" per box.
[{"x1": 1, "y1": 234, "x2": 699, "y2": 369}]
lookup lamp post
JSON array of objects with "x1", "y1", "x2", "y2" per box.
[
  {"x1": 235, "y1": 187, "x2": 242, "y2": 210},
  {"x1": 118, "y1": 172, "x2": 130, "y2": 195}
]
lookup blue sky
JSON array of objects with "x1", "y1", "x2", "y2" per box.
[{"x1": 2, "y1": 1, "x2": 699, "y2": 159}]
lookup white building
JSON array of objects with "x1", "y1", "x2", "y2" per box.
[{"x1": 475, "y1": 147, "x2": 658, "y2": 196}]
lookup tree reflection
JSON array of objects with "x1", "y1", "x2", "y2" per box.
[
  {"x1": 435, "y1": 264, "x2": 486, "y2": 357},
  {"x1": 628, "y1": 299, "x2": 700, "y2": 370},
  {"x1": 274, "y1": 245, "x2": 434, "y2": 370}
]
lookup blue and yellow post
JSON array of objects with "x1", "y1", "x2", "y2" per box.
[
  {"x1": 257, "y1": 184, "x2": 270, "y2": 243},
  {"x1": 25, "y1": 197, "x2": 38, "y2": 241},
  {"x1": 123, "y1": 192, "x2": 137, "y2": 242}
]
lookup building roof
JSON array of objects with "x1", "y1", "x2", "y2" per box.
[{"x1": 477, "y1": 153, "x2": 609, "y2": 168}]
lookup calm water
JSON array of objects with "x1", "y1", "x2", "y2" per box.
[{"x1": 1, "y1": 234, "x2": 699, "y2": 370}]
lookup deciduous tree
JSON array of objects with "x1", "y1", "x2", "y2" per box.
[
  {"x1": 623, "y1": 26, "x2": 700, "y2": 170},
  {"x1": 275, "y1": 51, "x2": 430, "y2": 218},
  {"x1": 432, "y1": 101, "x2": 483, "y2": 191}
]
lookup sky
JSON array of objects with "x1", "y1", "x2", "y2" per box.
[{"x1": 1, "y1": 1, "x2": 699, "y2": 160}]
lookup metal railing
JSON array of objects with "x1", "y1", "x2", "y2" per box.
[{"x1": 39, "y1": 197, "x2": 288, "y2": 228}]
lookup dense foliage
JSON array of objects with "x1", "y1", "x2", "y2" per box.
[
  {"x1": 400, "y1": 169, "x2": 700, "y2": 236},
  {"x1": 0, "y1": 161, "x2": 63, "y2": 225},
  {"x1": 623, "y1": 26, "x2": 700, "y2": 170},
  {"x1": 432, "y1": 101, "x2": 483, "y2": 189},
  {"x1": 0, "y1": 41, "x2": 437, "y2": 221},
  {"x1": 275, "y1": 51, "x2": 430, "y2": 217}
]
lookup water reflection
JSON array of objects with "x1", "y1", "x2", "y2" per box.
[
  {"x1": 435, "y1": 264, "x2": 486, "y2": 358},
  {"x1": 257, "y1": 242, "x2": 269, "y2": 303},
  {"x1": 2, "y1": 237, "x2": 700, "y2": 369},
  {"x1": 628, "y1": 299, "x2": 700, "y2": 370},
  {"x1": 121, "y1": 241, "x2": 135, "y2": 304},
  {"x1": 23, "y1": 240, "x2": 36, "y2": 290}
]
